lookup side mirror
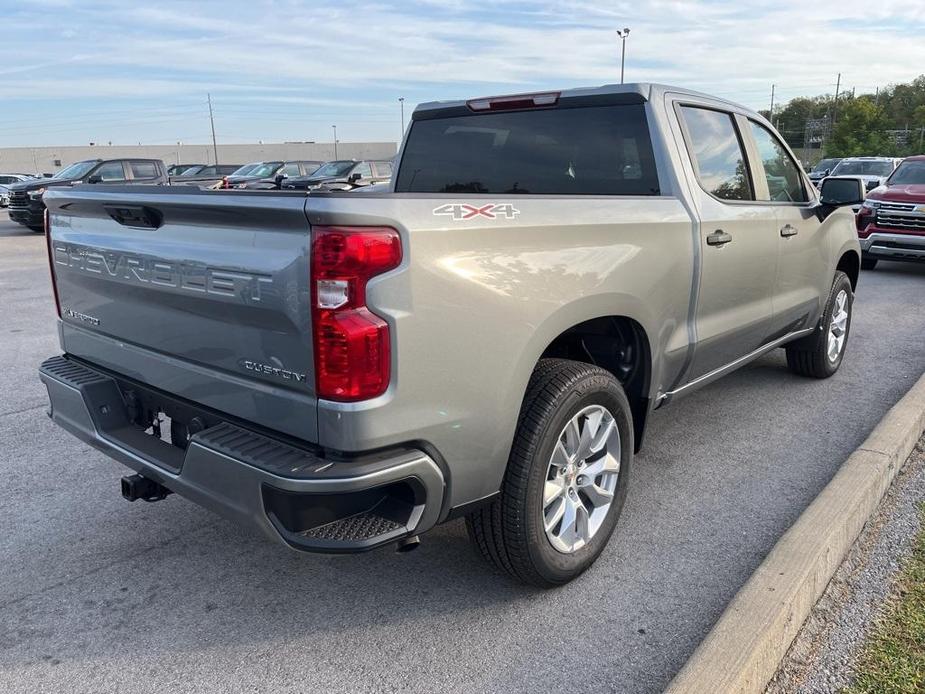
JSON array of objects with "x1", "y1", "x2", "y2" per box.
[
  {"x1": 87, "y1": 174, "x2": 103, "y2": 184},
  {"x1": 349, "y1": 172, "x2": 362, "y2": 182},
  {"x1": 816, "y1": 177, "x2": 865, "y2": 220},
  {"x1": 819, "y1": 177, "x2": 864, "y2": 206}
]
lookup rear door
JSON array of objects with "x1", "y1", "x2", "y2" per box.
[
  {"x1": 742, "y1": 119, "x2": 827, "y2": 335},
  {"x1": 127, "y1": 160, "x2": 162, "y2": 184},
  {"x1": 45, "y1": 188, "x2": 319, "y2": 442},
  {"x1": 372, "y1": 161, "x2": 393, "y2": 183},
  {"x1": 672, "y1": 102, "x2": 780, "y2": 380}
]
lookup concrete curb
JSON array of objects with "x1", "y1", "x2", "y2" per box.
[{"x1": 666, "y1": 371, "x2": 925, "y2": 694}]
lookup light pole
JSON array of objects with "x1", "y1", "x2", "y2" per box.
[
  {"x1": 332, "y1": 125, "x2": 338, "y2": 159},
  {"x1": 399, "y1": 97, "x2": 405, "y2": 137},
  {"x1": 617, "y1": 27, "x2": 630, "y2": 84}
]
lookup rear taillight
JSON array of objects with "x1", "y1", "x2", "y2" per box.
[
  {"x1": 311, "y1": 226, "x2": 401, "y2": 401},
  {"x1": 44, "y1": 208, "x2": 61, "y2": 318}
]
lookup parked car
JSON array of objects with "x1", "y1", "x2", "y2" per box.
[
  {"x1": 221, "y1": 161, "x2": 323, "y2": 189},
  {"x1": 39, "y1": 83, "x2": 861, "y2": 586},
  {"x1": 283, "y1": 159, "x2": 393, "y2": 191},
  {"x1": 169, "y1": 164, "x2": 242, "y2": 188},
  {"x1": 8, "y1": 158, "x2": 167, "y2": 232},
  {"x1": 167, "y1": 164, "x2": 206, "y2": 177},
  {"x1": 0, "y1": 184, "x2": 9, "y2": 207},
  {"x1": 0, "y1": 173, "x2": 37, "y2": 186},
  {"x1": 856, "y1": 155, "x2": 925, "y2": 270},
  {"x1": 828, "y1": 157, "x2": 901, "y2": 192},
  {"x1": 808, "y1": 158, "x2": 842, "y2": 187}
]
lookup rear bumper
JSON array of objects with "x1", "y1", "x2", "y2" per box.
[
  {"x1": 39, "y1": 355, "x2": 445, "y2": 553},
  {"x1": 859, "y1": 231, "x2": 925, "y2": 263}
]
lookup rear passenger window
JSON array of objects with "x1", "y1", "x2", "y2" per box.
[
  {"x1": 747, "y1": 121, "x2": 808, "y2": 202},
  {"x1": 395, "y1": 103, "x2": 660, "y2": 195},
  {"x1": 130, "y1": 161, "x2": 158, "y2": 178},
  {"x1": 95, "y1": 162, "x2": 125, "y2": 181},
  {"x1": 281, "y1": 163, "x2": 301, "y2": 177},
  {"x1": 680, "y1": 106, "x2": 752, "y2": 201}
]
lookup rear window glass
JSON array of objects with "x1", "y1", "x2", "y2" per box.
[
  {"x1": 130, "y1": 161, "x2": 158, "y2": 178},
  {"x1": 395, "y1": 104, "x2": 659, "y2": 195}
]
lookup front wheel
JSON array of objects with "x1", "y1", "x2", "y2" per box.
[
  {"x1": 785, "y1": 271, "x2": 853, "y2": 378},
  {"x1": 466, "y1": 359, "x2": 632, "y2": 587}
]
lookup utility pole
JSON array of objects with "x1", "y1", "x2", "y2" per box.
[
  {"x1": 207, "y1": 93, "x2": 219, "y2": 165},
  {"x1": 399, "y1": 97, "x2": 405, "y2": 137},
  {"x1": 832, "y1": 73, "x2": 841, "y2": 126},
  {"x1": 769, "y1": 84, "x2": 776, "y2": 127},
  {"x1": 332, "y1": 125, "x2": 338, "y2": 159},
  {"x1": 617, "y1": 28, "x2": 630, "y2": 84}
]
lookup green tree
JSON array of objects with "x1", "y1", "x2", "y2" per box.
[
  {"x1": 826, "y1": 98, "x2": 894, "y2": 157},
  {"x1": 769, "y1": 74, "x2": 925, "y2": 158}
]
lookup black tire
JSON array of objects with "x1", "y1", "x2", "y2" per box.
[
  {"x1": 28, "y1": 225, "x2": 44, "y2": 233},
  {"x1": 861, "y1": 257, "x2": 878, "y2": 271},
  {"x1": 466, "y1": 359, "x2": 633, "y2": 587},
  {"x1": 785, "y1": 271, "x2": 853, "y2": 378}
]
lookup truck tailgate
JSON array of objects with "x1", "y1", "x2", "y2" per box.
[{"x1": 44, "y1": 187, "x2": 319, "y2": 443}]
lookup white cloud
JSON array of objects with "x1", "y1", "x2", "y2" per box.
[{"x1": 0, "y1": 0, "x2": 923, "y2": 144}]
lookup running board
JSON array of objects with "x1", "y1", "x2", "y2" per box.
[{"x1": 658, "y1": 328, "x2": 814, "y2": 407}]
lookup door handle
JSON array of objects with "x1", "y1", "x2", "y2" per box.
[
  {"x1": 706, "y1": 229, "x2": 733, "y2": 246},
  {"x1": 780, "y1": 224, "x2": 799, "y2": 238}
]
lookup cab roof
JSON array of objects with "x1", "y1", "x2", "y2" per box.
[{"x1": 413, "y1": 82, "x2": 755, "y2": 119}]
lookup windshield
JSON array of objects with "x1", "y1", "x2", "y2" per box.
[
  {"x1": 310, "y1": 161, "x2": 355, "y2": 178},
  {"x1": 234, "y1": 161, "x2": 281, "y2": 178},
  {"x1": 888, "y1": 160, "x2": 925, "y2": 185},
  {"x1": 179, "y1": 165, "x2": 206, "y2": 176},
  {"x1": 230, "y1": 163, "x2": 260, "y2": 176},
  {"x1": 54, "y1": 160, "x2": 98, "y2": 179},
  {"x1": 832, "y1": 160, "x2": 895, "y2": 176},
  {"x1": 812, "y1": 158, "x2": 839, "y2": 173}
]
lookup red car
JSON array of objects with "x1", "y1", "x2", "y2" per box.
[{"x1": 856, "y1": 155, "x2": 925, "y2": 269}]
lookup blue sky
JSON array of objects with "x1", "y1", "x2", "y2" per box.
[{"x1": 1, "y1": 0, "x2": 924, "y2": 147}]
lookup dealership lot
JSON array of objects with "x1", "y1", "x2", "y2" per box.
[{"x1": 1, "y1": 210, "x2": 924, "y2": 693}]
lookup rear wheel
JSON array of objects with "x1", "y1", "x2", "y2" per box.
[
  {"x1": 785, "y1": 271, "x2": 853, "y2": 378},
  {"x1": 861, "y1": 257, "x2": 878, "y2": 271},
  {"x1": 466, "y1": 359, "x2": 632, "y2": 587}
]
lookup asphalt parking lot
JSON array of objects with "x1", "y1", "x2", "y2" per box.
[{"x1": 1, "y1": 208, "x2": 924, "y2": 694}]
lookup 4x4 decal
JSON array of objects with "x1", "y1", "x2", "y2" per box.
[{"x1": 433, "y1": 203, "x2": 521, "y2": 221}]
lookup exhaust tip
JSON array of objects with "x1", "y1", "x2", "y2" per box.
[{"x1": 395, "y1": 535, "x2": 421, "y2": 553}]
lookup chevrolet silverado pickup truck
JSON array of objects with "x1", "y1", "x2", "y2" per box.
[
  {"x1": 856, "y1": 155, "x2": 925, "y2": 269},
  {"x1": 39, "y1": 84, "x2": 862, "y2": 587},
  {"x1": 9, "y1": 158, "x2": 167, "y2": 232}
]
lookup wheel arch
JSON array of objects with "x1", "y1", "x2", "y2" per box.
[
  {"x1": 538, "y1": 315, "x2": 653, "y2": 452},
  {"x1": 836, "y1": 248, "x2": 860, "y2": 290}
]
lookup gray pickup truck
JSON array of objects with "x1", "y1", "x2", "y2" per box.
[{"x1": 39, "y1": 84, "x2": 862, "y2": 587}]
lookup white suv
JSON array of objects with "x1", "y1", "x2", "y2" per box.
[{"x1": 829, "y1": 157, "x2": 901, "y2": 192}]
